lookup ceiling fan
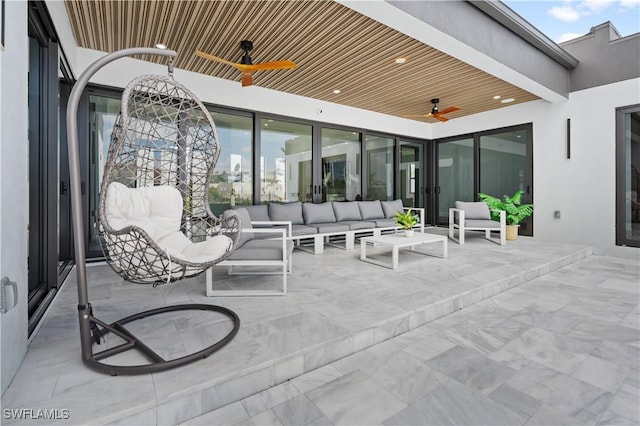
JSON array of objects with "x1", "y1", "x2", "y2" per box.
[
  {"x1": 406, "y1": 98, "x2": 461, "y2": 122},
  {"x1": 194, "y1": 40, "x2": 296, "y2": 87}
]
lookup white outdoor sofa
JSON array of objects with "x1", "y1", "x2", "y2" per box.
[
  {"x1": 449, "y1": 201, "x2": 506, "y2": 245},
  {"x1": 236, "y1": 200, "x2": 425, "y2": 254}
]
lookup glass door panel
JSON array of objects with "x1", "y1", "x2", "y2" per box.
[
  {"x1": 88, "y1": 95, "x2": 120, "y2": 254},
  {"x1": 617, "y1": 107, "x2": 640, "y2": 247},
  {"x1": 400, "y1": 140, "x2": 424, "y2": 208},
  {"x1": 365, "y1": 135, "x2": 395, "y2": 201},
  {"x1": 479, "y1": 128, "x2": 531, "y2": 235},
  {"x1": 437, "y1": 138, "x2": 474, "y2": 223},
  {"x1": 208, "y1": 111, "x2": 253, "y2": 215},
  {"x1": 259, "y1": 119, "x2": 312, "y2": 203},
  {"x1": 321, "y1": 128, "x2": 361, "y2": 202}
]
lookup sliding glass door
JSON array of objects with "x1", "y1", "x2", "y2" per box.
[
  {"x1": 321, "y1": 128, "x2": 361, "y2": 202},
  {"x1": 616, "y1": 105, "x2": 640, "y2": 247},
  {"x1": 365, "y1": 135, "x2": 395, "y2": 201},
  {"x1": 259, "y1": 118, "x2": 312, "y2": 203},
  {"x1": 208, "y1": 110, "x2": 253, "y2": 214},
  {"x1": 479, "y1": 126, "x2": 532, "y2": 236},
  {"x1": 437, "y1": 137, "x2": 474, "y2": 223},
  {"x1": 435, "y1": 124, "x2": 533, "y2": 236},
  {"x1": 399, "y1": 140, "x2": 425, "y2": 208}
]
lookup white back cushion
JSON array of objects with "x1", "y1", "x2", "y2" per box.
[{"x1": 105, "y1": 182, "x2": 182, "y2": 240}]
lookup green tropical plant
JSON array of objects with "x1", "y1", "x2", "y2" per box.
[
  {"x1": 478, "y1": 190, "x2": 533, "y2": 225},
  {"x1": 394, "y1": 208, "x2": 419, "y2": 230}
]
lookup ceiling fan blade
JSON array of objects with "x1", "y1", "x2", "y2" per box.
[
  {"x1": 194, "y1": 50, "x2": 239, "y2": 68},
  {"x1": 435, "y1": 115, "x2": 449, "y2": 122},
  {"x1": 245, "y1": 60, "x2": 296, "y2": 71},
  {"x1": 241, "y1": 73, "x2": 254, "y2": 87},
  {"x1": 437, "y1": 106, "x2": 461, "y2": 115}
]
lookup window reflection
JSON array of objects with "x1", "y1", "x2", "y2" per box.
[
  {"x1": 322, "y1": 128, "x2": 361, "y2": 201},
  {"x1": 209, "y1": 111, "x2": 253, "y2": 214},
  {"x1": 366, "y1": 135, "x2": 395, "y2": 201},
  {"x1": 260, "y1": 119, "x2": 312, "y2": 202},
  {"x1": 438, "y1": 138, "x2": 474, "y2": 222},
  {"x1": 89, "y1": 95, "x2": 120, "y2": 253}
]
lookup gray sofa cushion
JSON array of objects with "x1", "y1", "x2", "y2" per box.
[
  {"x1": 358, "y1": 200, "x2": 385, "y2": 220},
  {"x1": 455, "y1": 201, "x2": 491, "y2": 220},
  {"x1": 381, "y1": 200, "x2": 404, "y2": 218},
  {"x1": 234, "y1": 204, "x2": 270, "y2": 222},
  {"x1": 314, "y1": 223, "x2": 350, "y2": 233},
  {"x1": 269, "y1": 202, "x2": 304, "y2": 224},
  {"x1": 464, "y1": 219, "x2": 501, "y2": 229},
  {"x1": 227, "y1": 239, "x2": 294, "y2": 261},
  {"x1": 337, "y1": 221, "x2": 376, "y2": 230},
  {"x1": 373, "y1": 218, "x2": 396, "y2": 228},
  {"x1": 291, "y1": 224, "x2": 318, "y2": 236},
  {"x1": 302, "y1": 202, "x2": 336, "y2": 224},
  {"x1": 223, "y1": 208, "x2": 252, "y2": 247},
  {"x1": 332, "y1": 201, "x2": 361, "y2": 221}
]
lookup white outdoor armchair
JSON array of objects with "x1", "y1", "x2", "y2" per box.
[{"x1": 449, "y1": 201, "x2": 505, "y2": 245}]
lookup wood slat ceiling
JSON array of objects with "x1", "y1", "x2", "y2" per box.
[{"x1": 64, "y1": 0, "x2": 539, "y2": 123}]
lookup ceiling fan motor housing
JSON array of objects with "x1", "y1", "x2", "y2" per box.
[
  {"x1": 430, "y1": 98, "x2": 440, "y2": 114},
  {"x1": 240, "y1": 40, "x2": 253, "y2": 64}
]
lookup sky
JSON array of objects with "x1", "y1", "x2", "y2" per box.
[{"x1": 502, "y1": 0, "x2": 640, "y2": 43}]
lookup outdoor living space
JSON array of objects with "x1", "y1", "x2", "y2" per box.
[{"x1": 3, "y1": 229, "x2": 624, "y2": 425}]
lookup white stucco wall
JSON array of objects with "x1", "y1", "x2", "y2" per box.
[
  {"x1": 432, "y1": 78, "x2": 640, "y2": 259},
  {"x1": 1, "y1": 1, "x2": 29, "y2": 394}
]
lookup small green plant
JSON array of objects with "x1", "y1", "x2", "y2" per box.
[
  {"x1": 394, "y1": 208, "x2": 420, "y2": 230},
  {"x1": 478, "y1": 190, "x2": 533, "y2": 225}
]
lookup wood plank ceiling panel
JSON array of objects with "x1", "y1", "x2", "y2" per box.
[{"x1": 64, "y1": 0, "x2": 539, "y2": 122}]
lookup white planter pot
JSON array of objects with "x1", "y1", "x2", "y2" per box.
[{"x1": 404, "y1": 229, "x2": 414, "y2": 237}]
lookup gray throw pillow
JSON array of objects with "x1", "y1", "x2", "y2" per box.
[
  {"x1": 234, "y1": 204, "x2": 270, "y2": 222},
  {"x1": 268, "y1": 202, "x2": 304, "y2": 225},
  {"x1": 302, "y1": 202, "x2": 337, "y2": 224},
  {"x1": 454, "y1": 201, "x2": 491, "y2": 220},
  {"x1": 381, "y1": 200, "x2": 404, "y2": 218},
  {"x1": 332, "y1": 201, "x2": 361, "y2": 221},
  {"x1": 358, "y1": 200, "x2": 385, "y2": 220}
]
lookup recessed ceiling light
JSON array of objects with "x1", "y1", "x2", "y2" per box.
[
  {"x1": 155, "y1": 43, "x2": 167, "y2": 50},
  {"x1": 333, "y1": 89, "x2": 341, "y2": 94},
  {"x1": 493, "y1": 95, "x2": 501, "y2": 99},
  {"x1": 501, "y1": 98, "x2": 515, "y2": 103},
  {"x1": 395, "y1": 57, "x2": 407, "y2": 64}
]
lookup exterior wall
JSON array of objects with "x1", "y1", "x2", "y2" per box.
[
  {"x1": 1, "y1": 1, "x2": 29, "y2": 394},
  {"x1": 432, "y1": 78, "x2": 640, "y2": 259},
  {"x1": 561, "y1": 23, "x2": 640, "y2": 92}
]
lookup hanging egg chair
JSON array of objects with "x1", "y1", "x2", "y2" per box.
[
  {"x1": 99, "y1": 73, "x2": 240, "y2": 284},
  {"x1": 66, "y1": 47, "x2": 241, "y2": 375}
]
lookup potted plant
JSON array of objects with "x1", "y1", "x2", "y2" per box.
[
  {"x1": 478, "y1": 190, "x2": 533, "y2": 240},
  {"x1": 394, "y1": 208, "x2": 420, "y2": 237}
]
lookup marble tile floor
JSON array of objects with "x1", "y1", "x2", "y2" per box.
[
  {"x1": 2, "y1": 229, "x2": 618, "y2": 425},
  {"x1": 186, "y1": 255, "x2": 639, "y2": 426}
]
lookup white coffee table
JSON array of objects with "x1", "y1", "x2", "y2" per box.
[{"x1": 360, "y1": 232, "x2": 447, "y2": 269}]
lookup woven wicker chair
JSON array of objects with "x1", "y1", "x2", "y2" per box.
[
  {"x1": 65, "y1": 48, "x2": 242, "y2": 375},
  {"x1": 98, "y1": 74, "x2": 241, "y2": 284}
]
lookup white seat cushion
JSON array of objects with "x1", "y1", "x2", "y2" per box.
[
  {"x1": 157, "y1": 231, "x2": 233, "y2": 263},
  {"x1": 105, "y1": 182, "x2": 182, "y2": 240},
  {"x1": 106, "y1": 182, "x2": 233, "y2": 264}
]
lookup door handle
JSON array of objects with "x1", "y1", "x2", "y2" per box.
[
  {"x1": 435, "y1": 186, "x2": 441, "y2": 194},
  {"x1": 60, "y1": 181, "x2": 68, "y2": 195}
]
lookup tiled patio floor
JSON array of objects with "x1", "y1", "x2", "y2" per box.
[{"x1": 4, "y1": 229, "x2": 632, "y2": 425}]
